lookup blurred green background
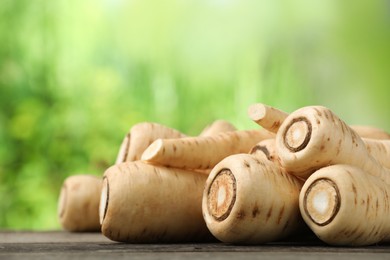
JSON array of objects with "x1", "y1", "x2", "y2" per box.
[{"x1": 1, "y1": 0, "x2": 390, "y2": 230}]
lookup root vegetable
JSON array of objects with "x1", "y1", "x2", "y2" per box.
[
  {"x1": 251, "y1": 105, "x2": 390, "y2": 169},
  {"x1": 300, "y1": 164, "x2": 390, "y2": 246},
  {"x1": 247, "y1": 103, "x2": 390, "y2": 140},
  {"x1": 141, "y1": 129, "x2": 274, "y2": 170},
  {"x1": 202, "y1": 153, "x2": 305, "y2": 244},
  {"x1": 363, "y1": 138, "x2": 390, "y2": 169},
  {"x1": 199, "y1": 119, "x2": 237, "y2": 136},
  {"x1": 58, "y1": 175, "x2": 102, "y2": 232},
  {"x1": 249, "y1": 138, "x2": 278, "y2": 163},
  {"x1": 350, "y1": 125, "x2": 390, "y2": 140},
  {"x1": 115, "y1": 122, "x2": 186, "y2": 164},
  {"x1": 100, "y1": 161, "x2": 213, "y2": 243},
  {"x1": 275, "y1": 106, "x2": 390, "y2": 183},
  {"x1": 247, "y1": 103, "x2": 288, "y2": 133}
]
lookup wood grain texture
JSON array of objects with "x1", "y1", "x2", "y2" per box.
[{"x1": 1, "y1": 231, "x2": 390, "y2": 260}]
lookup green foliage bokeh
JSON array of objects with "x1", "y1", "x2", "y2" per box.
[{"x1": 0, "y1": 0, "x2": 390, "y2": 229}]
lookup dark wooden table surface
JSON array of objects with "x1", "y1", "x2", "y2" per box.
[{"x1": 1, "y1": 231, "x2": 390, "y2": 259}]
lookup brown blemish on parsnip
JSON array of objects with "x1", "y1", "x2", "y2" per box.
[
  {"x1": 252, "y1": 206, "x2": 260, "y2": 218},
  {"x1": 314, "y1": 107, "x2": 322, "y2": 117},
  {"x1": 243, "y1": 160, "x2": 250, "y2": 168},
  {"x1": 277, "y1": 205, "x2": 285, "y2": 224},
  {"x1": 266, "y1": 206, "x2": 273, "y2": 222},
  {"x1": 237, "y1": 210, "x2": 246, "y2": 220}
]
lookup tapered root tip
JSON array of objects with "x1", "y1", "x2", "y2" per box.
[
  {"x1": 99, "y1": 177, "x2": 109, "y2": 225},
  {"x1": 303, "y1": 178, "x2": 340, "y2": 226},
  {"x1": 207, "y1": 169, "x2": 236, "y2": 221},
  {"x1": 58, "y1": 185, "x2": 67, "y2": 218},
  {"x1": 247, "y1": 104, "x2": 266, "y2": 122},
  {"x1": 283, "y1": 117, "x2": 312, "y2": 152}
]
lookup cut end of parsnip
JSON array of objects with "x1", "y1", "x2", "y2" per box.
[
  {"x1": 115, "y1": 133, "x2": 131, "y2": 164},
  {"x1": 141, "y1": 139, "x2": 163, "y2": 161},
  {"x1": 283, "y1": 117, "x2": 312, "y2": 152},
  {"x1": 58, "y1": 185, "x2": 67, "y2": 219},
  {"x1": 99, "y1": 177, "x2": 109, "y2": 225},
  {"x1": 207, "y1": 169, "x2": 236, "y2": 221},
  {"x1": 247, "y1": 103, "x2": 267, "y2": 122},
  {"x1": 303, "y1": 178, "x2": 340, "y2": 226}
]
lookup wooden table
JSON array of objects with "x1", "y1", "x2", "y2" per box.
[{"x1": 1, "y1": 231, "x2": 390, "y2": 259}]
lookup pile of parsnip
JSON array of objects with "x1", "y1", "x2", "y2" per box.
[{"x1": 57, "y1": 103, "x2": 390, "y2": 246}]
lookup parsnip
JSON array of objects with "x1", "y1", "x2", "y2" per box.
[
  {"x1": 100, "y1": 161, "x2": 213, "y2": 243},
  {"x1": 248, "y1": 103, "x2": 390, "y2": 140},
  {"x1": 199, "y1": 119, "x2": 237, "y2": 136},
  {"x1": 115, "y1": 122, "x2": 186, "y2": 164},
  {"x1": 141, "y1": 129, "x2": 274, "y2": 170},
  {"x1": 363, "y1": 138, "x2": 390, "y2": 169},
  {"x1": 351, "y1": 125, "x2": 390, "y2": 140},
  {"x1": 58, "y1": 175, "x2": 102, "y2": 232},
  {"x1": 247, "y1": 103, "x2": 288, "y2": 133},
  {"x1": 249, "y1": 138, "x2": 278, "y2": 164},
  {"x1": 300, "y1": 164, "x2": 390, "y2": 246},
  {"x1": 275, "y1": 106, "x2": 390, "y2": 183},
  {"x1": 202, "y1": 153, "x2": 305, "y2": 244}
]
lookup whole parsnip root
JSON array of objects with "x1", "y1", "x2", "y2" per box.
[
  {"x1": 248, "y1": 103, "x2": 390, "y2": 140},
  {"x1": 202, "y1": 153, "x2": 305, "y2": 244},
  {"x1": 115, "y1": 122, "x2": 186, "y2": 164},
  {"x1": 199, "y1": 119, "x2": 237, "y2": 137},
  {"x1": 58, "y1": 175, "x2": 102, "y2": 232},
  {"x1": 100, "y1": 161, "x2": 213, "y2": 243},
  {"x1": 300, "y1": 164, "x2": 390, "y2": 246},
  {"x1": 249, "y1": 138, "x2": 278, "y2": 163},
  {"x1": 141, "y1": 129, "x2": 274, "y2": 170},
  {"x1": 351, "y1": 125, "x2": 390, "y2": 140},
  {"x1": 247, "y1": 103, "x2": 288, "y2": 133},
  {"x1": 257, "y1": 104, "x2": 390, "y2": 168},
  {"x1": 275, "y1": 106, "x2": 390, "y2": 183}
]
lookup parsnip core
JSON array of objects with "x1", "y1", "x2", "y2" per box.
[
  {"x1": 283, "y1": 117, "x2": 312, "y2": 152},
  {"x1": 304, "y1": 178, "x2": 340, "y2": 226},
  {"x1": 207, "y1": 169, "x2": 236, "y2": 221},
  {"x1": 99, "y1": 177, "x2": 109, "y2": 225}
]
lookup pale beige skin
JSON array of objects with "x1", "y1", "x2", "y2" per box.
[
  {"x1": 351, "y1": 125, "x2": 390, "y2": 140},
  {"x1": 115, "y1": 122, "x2": 186, "y2": 164},
  {"x1": 199, "y1": 119, "x2": 237, "y2": 137},
  {"x1": 247, "y1": 103, "x2": 288, "y2": 133},
  {"x1": 249, "y1": 138, "x2": 279, "y2": 164},
  {"x1": 141, "y1": 129, "x2": 274, "y2": 170},
  {"x1": 300, "y1": 164, "x2": 390, "y2": 246},
  {"x1": 363, "y1": 138, "x2": 390, "y2": 169},
  {"x1": 100, "y1": 161, "x2": 212, "y2": 243},
  {"x1": 202, "y1": 153, "x2": 304, "y2": 244},
  {"x1": 58, "y1": 175, "x2": 102, "y2": 232},
  {"x1": 275, "y1": 106, "x2": 390, "y2": 183}
]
